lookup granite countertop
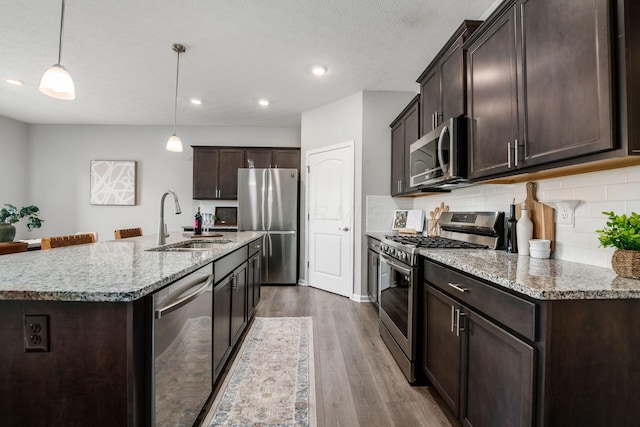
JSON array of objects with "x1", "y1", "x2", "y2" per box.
[
  {"x1": 0, "y1": 232, "x2": 263, "y2": 303},
  {"x1": 365, "y1": 232, "x2": 640, "y2": 300}
]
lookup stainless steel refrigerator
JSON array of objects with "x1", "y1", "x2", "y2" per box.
[{"x1": 237, "y1": 168, "x2": 298, "y2": 284}]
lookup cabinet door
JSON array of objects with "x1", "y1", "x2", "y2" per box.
[
  {"x1": 467, "y1": 8, "x2": 520, "y2": 179},
  {"x1": 519, "y1": 0, "x2": 613, "y2": 166},
  {"x1": 461, "y1": 308, "x2": 535, "y2": 427},
  {"x1": 247, "y1": 252, "x2": 261, "y2": 318},
  {"x1": 273, "y1": 149, "x2": 301, "y2": 169},
  {"x1": 213, "y1": 277, "x2": 232, "y2": 377},
  {"x1": 403, "y1": 100, "x2": 420, "y2": 193},
  {"x1": 230, "y1": 262, "x2": 248, "y2": 345},
  {"x1": 420, "y1": 68, "x2": 440, "y2": 135},
  {"x1": 390, "y1": 122, "x2": 405, "y2": 196},
  {"x1": 440, "y1": 39, "x2": 466, "y2": 124},
  {"x1": 218, "y1": 149, "x2": 244, "y2": 199},
  {"x1": 423, "y1": 285, "x2": 461, "y2": 416},
  {"x1": 193, "y1": 147, "x2": 219, "y2": 199},
  {"x1": 367, "y1": 249, "x2": 379, "y2": 304},
  {"x1": 245, "y1": 148, "x2": 273, "y2": 168}
]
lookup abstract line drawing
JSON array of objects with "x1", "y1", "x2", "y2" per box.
[{"x1": 90, "y1": 160, "x2": 137, "y2": 206}]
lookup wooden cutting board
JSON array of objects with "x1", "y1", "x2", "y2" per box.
[
  {"x1": 190, "y1": 233, "x2": 223, "y2": 238},
  {"x1": 516, "y1": 182, "x2": 556, "y2": 253}
]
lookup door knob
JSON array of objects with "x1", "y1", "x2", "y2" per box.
[{"x1": 338, "y1": 226, "x2": 350, "y2": 231}]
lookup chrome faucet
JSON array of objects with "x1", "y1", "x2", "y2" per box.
[{"x1": 157, "y1": 190, "x2": 182, "y2": 245}]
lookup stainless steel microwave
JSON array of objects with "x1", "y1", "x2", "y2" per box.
[{"x1": 409, "y1": 116, "x2": 468, "y2": 189}]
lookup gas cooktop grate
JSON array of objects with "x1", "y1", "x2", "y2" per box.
[{"x1": 385, "y1": 235, "x2": 488, "y2": 249}]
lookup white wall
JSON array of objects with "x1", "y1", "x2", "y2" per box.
[
  {"x1": 300, "y1": 90, "x2": 416, "y2": 298},
  {"x1": 0, "y1": 116, "x2": 30, "y2": 239},
  {"x1": 367, "y1": 165, "x2": 640, "y2": 269},
  {"x1": 25, "y1": 123, "x2": 299, "y2": 241}
]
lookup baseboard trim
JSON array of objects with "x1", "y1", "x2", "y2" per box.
[
  {"x1": 350, "y1": 293, "x2": 373, "y2": 303},
  {"x1": 298, "y1": 279, "x2": 308, "y2": 286}
]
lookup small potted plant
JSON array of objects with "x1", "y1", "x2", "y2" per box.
[
  {"x1": 0, "y1": 204, "x2": 44, "y2": 243},
  {"x1": 596, "y1": 211, "x2": 640, "y2": 279}
]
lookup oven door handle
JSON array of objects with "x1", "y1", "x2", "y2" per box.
[
  {"x1": 380, "y1": 254, "x2": 413, "y2": 276},
  {"x1": 155, "y1": 274, "x2": 213, "y2": 319}
]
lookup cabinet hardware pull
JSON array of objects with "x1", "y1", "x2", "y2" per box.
[
  {"x1": 456, "y1": 310, "x2": 466, "y2": 337},
  {"x1": 507, "y1": 142, "x2": 512, "y2": 168},
  {"x1": 451, "y1": 305, "x2": 456, "y2": 333},
  {"x1": 448, "y1": 283, "x2": 469, "y2": 293},
  {"x1": 514, "y1": 139, "x2": 519, "y2": 167}
]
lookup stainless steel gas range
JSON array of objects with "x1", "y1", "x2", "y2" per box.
[{"x1": 378, "y1": 211, "x2": 504, "y2": 384}]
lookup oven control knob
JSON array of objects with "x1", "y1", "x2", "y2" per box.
[{"x1": 399, "y1": 252, "x2": 406, "y2": 261}]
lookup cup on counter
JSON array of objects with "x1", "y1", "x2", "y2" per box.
[
  {"x1": 426, "y1": 219, "x2": 440, "y2": 237},
  {"x1": 529, "y1": 239, "x2": 551, "y2": 259}
]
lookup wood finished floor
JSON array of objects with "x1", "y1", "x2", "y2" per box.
[{"x1": 228, "y1": 285, "x2": 458, "y2": 427}]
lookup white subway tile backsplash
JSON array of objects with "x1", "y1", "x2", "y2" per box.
[
  {"x1": 625, "y1": 165, "x2": 640, "y2": 182},
  {"x1": 606, "y1": 182, "x2": 640, "y2": 201},
  {"x1": 574, "y1": 186, "x2": 606, "y2": 202},
  {"x1": 589, "y1": 201, "x2": 626, "y2": 217},
  {"x1": 366, "y1": 165, "x2": 639, "y2": 269}
]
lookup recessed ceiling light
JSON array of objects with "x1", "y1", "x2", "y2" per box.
[
  {"x1": 311, "y1": 65, "x2": 328, "y2": 76},
  {"x1": 6, "y1": 79, "x2": 24, "y2": 86},
  {"x1": 258, "y1": 99, "x2": 270, "y2": 106},
  {"x1": 190, "y1": 98, "x2": 202, "y2": 105}
]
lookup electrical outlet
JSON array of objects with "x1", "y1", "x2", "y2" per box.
[
  {"x1": 24, "y1": 315, "x2": 49, "y2": 352},
  {"x1": 556, "y1": 206, "x2": 574, "y2": 226}
]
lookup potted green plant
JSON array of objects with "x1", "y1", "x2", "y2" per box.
[
  {"x1": 0, "y1": 204, "x2": 44, "y2": 243},
  {"x1": 596, "y1": 211, "x2": 640, "y2": 279}
]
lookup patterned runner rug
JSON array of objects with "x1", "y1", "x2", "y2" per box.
[{"x1": 207, "y1": 317, "x2": 316, "y2": 426}]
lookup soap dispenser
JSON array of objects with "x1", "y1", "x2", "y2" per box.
[{"x1": 516, "y1": 203, "x2": 533, "y2": 256}]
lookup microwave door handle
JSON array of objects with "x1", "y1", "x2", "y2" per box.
[{"x1": 437, "y1": 125, "x2": 449, "y2": 175}]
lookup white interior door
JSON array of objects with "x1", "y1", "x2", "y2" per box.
[{"x1": 306, "y1": 142, "x2": 354, "y2": 298}]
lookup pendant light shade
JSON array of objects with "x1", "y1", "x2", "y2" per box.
[
  {"x1": 166, "y1": 134, "x2": 183, "y2": 152},
  {"x1": 40, "y1": 0, "x2": 75, "y2": 100},
  {"x1": 166, "y1": 43, "x2": 186, "y2": 152},
  {"x1": 39, "y1": 64, "x2": 75, "y2": 100}
]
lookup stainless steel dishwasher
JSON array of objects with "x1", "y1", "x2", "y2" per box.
[{"x1": 151, "y1": 263, "x2": 214, "y2": 427}]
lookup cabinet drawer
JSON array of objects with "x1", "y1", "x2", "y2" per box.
[
  {"x1": 424, "y1": 260, "x2": 536, "y2": 341},
  {"x1": 248, "y1": 238, "x2": 262, "y2": 257},
  {"x1": 214, "y1": 246, "x2": 248, "y2": 283}
]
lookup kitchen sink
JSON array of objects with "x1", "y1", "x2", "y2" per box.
[{"x1": 148, "y1": 240, "x2": 233, "y2": 252}]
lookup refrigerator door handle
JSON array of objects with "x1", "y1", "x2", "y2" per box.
[
  {"x1": 267, "y1": 169, "x2": 273, "y2": 231},
  {"x1": 261, "y1": 168, "x2": 268, "y2": 231}
]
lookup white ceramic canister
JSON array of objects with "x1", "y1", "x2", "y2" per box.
[{"x1": 516, "y1": 205, "x2": 534, "y2": 256}]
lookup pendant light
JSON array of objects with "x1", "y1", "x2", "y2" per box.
[
  {"x1": 39, "y1": 0, "x2": 75, "y2": 100},
  {"x1": 166, "y1": 43, "x2": 186, "y2": 152}
]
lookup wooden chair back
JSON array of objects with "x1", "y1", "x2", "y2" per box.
[
  {"x1": 114, "y1": 227, "x2": 143, "y2": 240},
  {"x1": 0, "y1": 241, "x2": 29, "y2": 255},
  {"x1": 41, "y1": 233, "x2": 96, "y2": 250}
]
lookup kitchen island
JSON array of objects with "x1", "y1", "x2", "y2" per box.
[{"x1": 0, "y1": 231, "x2": 262, "y2": 427}]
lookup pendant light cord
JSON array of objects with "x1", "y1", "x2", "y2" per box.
[
  {"x1": 58, "y1": 0, "x2": 66, "y2": 64},
  {"x1": 173, "y1": 49, "x2": 181, "y2": 135}
]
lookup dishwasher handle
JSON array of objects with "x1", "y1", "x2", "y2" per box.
[{"x1": 155, "y1": 274, "x2": 213, "y2": 319}]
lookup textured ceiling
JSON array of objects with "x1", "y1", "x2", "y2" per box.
[{"x1": 0, "y1": 0, "x2": 495, "y2": 127}]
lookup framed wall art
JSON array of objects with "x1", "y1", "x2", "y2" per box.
[{"x1": 90, "y1": 160, "x2": 137, "y2": 206}]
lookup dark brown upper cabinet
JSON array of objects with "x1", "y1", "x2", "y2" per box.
[
  {"x1": 467, "y1": 0, "x2": 616, "y2": 180},
  {"x1": 193, "y1": 146, "x2": 300, "y2": 200},
  {"x1": 417, "y1": 20, "x2": 482, "y2": 136},
  {"x1": 272, "y1": 149, "x2": 301, "y2": 169},
  {"x1": 244, "y1": 148, "x2": 273, "y2": 168},
  {"x1": 390, "y1": 95, "x2": 420, "y2": 196}
]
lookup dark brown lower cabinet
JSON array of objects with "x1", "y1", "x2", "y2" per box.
[
  {"x1": 213, "y1": 275, "x2": 232, "y2": 378},
  {"x1": 423, "y1": 258, "x2": 640, "y2": 426},
  {"x1": 423, "y1": 285, "x2": 534, "y2": 426},
  {"x1": 247, "y1": 250, "x2": 261, "y2": 319},
  {"x1": 230, "y1": 262, "x2": 248, "y2": 346},
  {"x1": 461, "y1": 308, "x2": 534, "y2": 427}
]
